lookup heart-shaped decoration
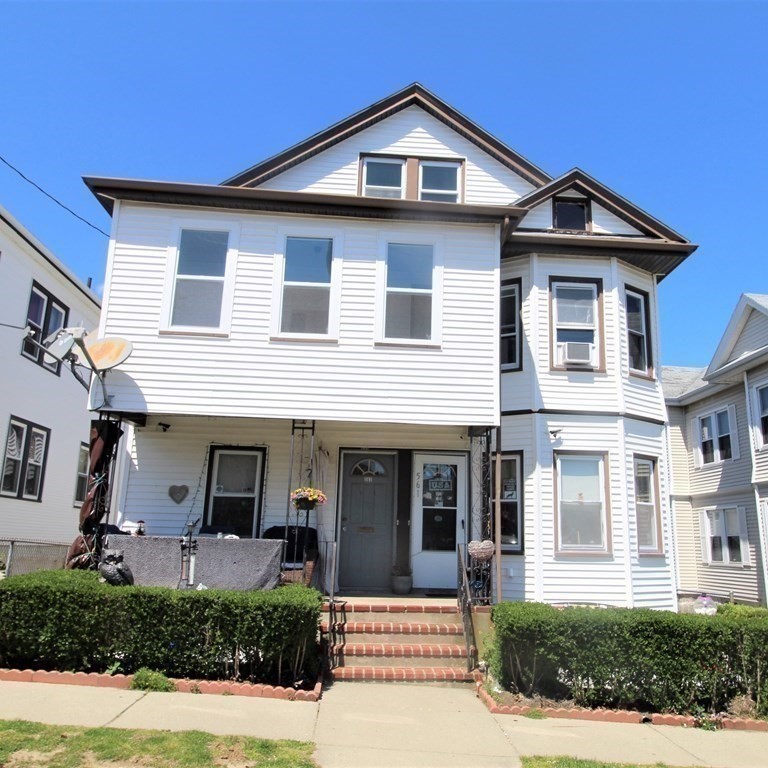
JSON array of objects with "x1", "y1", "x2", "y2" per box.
[{"x1": 168, "y1": 485, "x2": 189, "y2": 504}]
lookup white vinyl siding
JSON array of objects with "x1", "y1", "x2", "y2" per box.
[{"x1": 727, "y1": 308, "x2": 768, "y2": 364}]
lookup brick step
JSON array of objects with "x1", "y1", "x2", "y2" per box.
[
  {"x1": 324, "y1": 609, "x2": 462, "y2": 625},
  {"x1": 331, "y1": 643, "x2": 467, "y2": 668},
  {"x1": 321, "y1": 620, "x2": 464, "y2": 635},
  {"x1": 329, "y1": 666, "x2": 474, "y2": 683},
  {"x1": 323, "y1": 603, "x2": 459, "y2": 615}
]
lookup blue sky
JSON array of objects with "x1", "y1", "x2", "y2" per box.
[{"x1": 1, "y1": 0, "x2": 766, "y2": 366}]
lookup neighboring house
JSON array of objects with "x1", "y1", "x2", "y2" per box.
[
  {"x1": 84, "y1": 84, "x2": 696, "y2": 607},
  {"x1": 0, "y1": 205, "x2": 101, "y2": 543},
  {"x1": 664, "y1": 294, "x2": 768, "y2": 606}
]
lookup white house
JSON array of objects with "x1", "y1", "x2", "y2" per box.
[
  {"x1": 0, "y1": 204, "x2": 101, "y2": 544},
  {"x1": 84, "y1": 84, "x2": 695, "y2": 606},
  {"x1": 665, "y1": 294, "x2": 768, "y2": 606}
]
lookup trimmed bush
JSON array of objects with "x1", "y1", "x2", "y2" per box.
[
  {"x1": 490, "y1": 601, "x2": 768, "y2": 715},
  {"x1": 0, "y1": 570, "x2": 321, "y2": 686},
  {"x1": 130, "y1": 667, "x2": 176, "y2": 692}
]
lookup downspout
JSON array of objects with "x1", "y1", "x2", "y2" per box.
[{"x1": 494, "y1": 220, "x2": 506, "y2": 603}]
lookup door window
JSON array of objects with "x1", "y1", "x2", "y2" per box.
[{"x1": 420, "y1": 462, "x2": 458, "y2": 551}]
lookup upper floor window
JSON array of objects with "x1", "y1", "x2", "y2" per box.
[
  {"x1": 500, "y1": 280, "x2": 521, "y2": 371},
  {"x1": 492, "y1": 453, "x2": 523, "y2": 552},
  {"x1": 165, "y1": 227, "x2": 236, "y2": 333},
  {"x1": 553, "y1": 198, "x2": 589, "y2": 231},
  {"x1": 757, "y1": 384, "x2": 768, "y2": 447},
  {"x1": 700, "y1": 507, "x2": 749, "y2": 566},
  {"x1": 551, "y1": 278, "x2": 601, "y2": 369},
  {"x1": 626, "y1": 287, "x2": 652, "y2": 376},
  {"x1": 633, "y1": 456, "x2": 663, "y2": 556},
  {"x1": 383, "y1": 242, "x2": 435, "y2": 341},
  {"x1": 21, "y1": 282, "x2": 69, "y2": 374},
  {"x1": 280, "y1": 236, "x2": 334, "y2": 335},
  {"x1": 555, "y1": 453, "x2": 610, "y2": 554},
  {"x1": 1, "y1": 416, "x2": 49, "y2": 502},
  {"x1": 696, "y1": 406, "x2": 738, "y2": 466},
  {"x1": 361, "y1": 155, "x2": 463, "y2": 202},
  {"x1": 363, "y1": 157, "x2": 404, "y2": 199}
]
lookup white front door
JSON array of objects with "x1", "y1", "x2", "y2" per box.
[{"x1": 411, "y1": 453, "x2": 467, "y2": 589}]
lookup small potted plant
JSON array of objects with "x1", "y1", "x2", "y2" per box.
[
  {"x1": 391, "y1": 563, "x2": 412, "y2": 595},
  {"x1": 290, "y1": 487, "x2": 328, "y2": 511}
]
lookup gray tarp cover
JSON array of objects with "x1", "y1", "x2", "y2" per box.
[{"x1": 111, "y1": 536, "x2": 283, "y2": 590}]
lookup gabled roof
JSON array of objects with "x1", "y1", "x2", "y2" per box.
[
  {"x1": 222, "y1": 83, "x2": 552, "y2": 189},
  {"x1": 705, "y1": 293, "x2": 768, "y2": 379},
  {"x1": 515, "y1": 168, "x2": 690, "y2": 244},
  {"x1": 661, "y1": 366, "x2": 708, "y2": 401}
]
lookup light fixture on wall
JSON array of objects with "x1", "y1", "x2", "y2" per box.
[
  {"x1": 157, "y1": 422, "x2": 171, "y2": 433},
  {"x1": 549, "y1": 428, "x2": 563, "y2": 439}
]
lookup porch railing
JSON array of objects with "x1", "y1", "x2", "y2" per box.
[{"x1": 457, "y1": 544, "x2": 478, "y2": 672}]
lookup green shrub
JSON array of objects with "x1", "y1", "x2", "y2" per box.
[
  {"x1": 130, "y1": 667, "x2": 176, "y2": 692},
  {"x1": 0, "y1": 571, "x2": 321, "y2": 686},
  {"x1": 490, "y1": 601, "x2": 768, "y2": 715}
]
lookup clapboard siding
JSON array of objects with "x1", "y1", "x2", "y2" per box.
[
  {"x1": 103, "y1": 204, "x2": 499, "y2": 425},
  {"x1": 666, "y1": 406, "x2": 691, "y2": 495},
  {"x1": 256, "y1": 106, "x2": 535, "y2": 205},
  {"x1": 673, "y1": 498, "x2": 698, "y2": 592},
  {"x1": 728, "y1": 308, "x2": 768, "y2": 363},
  {"x1": 500, "y1": 256, "x2": 534, "y2": 412}
]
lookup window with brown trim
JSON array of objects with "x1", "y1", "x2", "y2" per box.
[
  {"x1": 550, "y1": 277, "x2": 603, "y2": 370},
  {"x1": 360, "y1": 154, "x2": 463, "y2": 202},
  {"x1": 491, "y1": 452, "x2": 523, "y2": 552},
  {"x1": 554, "y1": 452, "x2": 610, "y2": 554},
  {"x1": 500, "y1": 279, "x2": 521, "y2": 371},
  {"x1": 633, "y1": 456, "x2": 663, "y2": 556},
  {"x1": 553, "y1": 198, "x2": 590, "y2": 231},
  {"x1": 626, "y1": 286, "x2": 653, "y2": 376}
]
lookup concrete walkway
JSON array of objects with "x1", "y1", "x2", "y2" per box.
[{"x1": 1, "y1": 680, "x2": 768, "y2": 768}]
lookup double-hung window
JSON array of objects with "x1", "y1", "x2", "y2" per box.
[
  {"x1": 626, "y1": 287, "x2": 652, "y2": 375},
  {"x1": 166, "y1": 227, "x2": 236, "y2": 333},
  {"x1": 556, "y1": 453, "x2": 609, "y2": 553},
  {"x1": 700, "y1": 507, "x2": 749, "y2": 565},
  {"x1": 74, "y1": 442, "x2": 89, "y2": 505},
  {"x1": 492, "y1": 453, "x2": 523, "y2": 552},
  {"x1": 500, "y1": 280, "x2": 521, "y2": 371},
  {"x1": 279, "y1": 236, "x2": 335, "y2": 336},
  {"x1": 419, "y1": 161, "x2": 460, "y2": 202},
  {"x1": 363, "y1": 158, "x2": 404, "y2": 198},
  {"x1": 633, "y1": 456, "x2": 663, "y2": 555},
  {"x1": 757, "y1": 385, "x2": 768, "y2": 446},
  {"x1": 696, "y1": 407, "x2": 738, "y2": 465},
  {"x1": 551, "y1": 279, "x2": 601, "y2": 368},
  {"x1": 362, "y1": 155, "x2": 463, "y2": 202},
  {"x1": 383, "y1": 242, "x2": 435, "y2": 341},
  {"x1": 21, "y1": 282, "x2": 69, "y2": 373},
  {"x1": 1, "y1": 417, "x2": 49, "y2": 502}
]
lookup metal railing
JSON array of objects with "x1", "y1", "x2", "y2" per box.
[
  {"x1": 457, "y1": 545, "x2": 478, "y2": 672},
  {"x1": 0, "y1": 539, "x2": 68, "y2": 578}
]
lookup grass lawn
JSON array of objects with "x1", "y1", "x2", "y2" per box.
[
  {"x1": 523, "y1": 759, "x2": 677, "y2": 768},
  {"x1": 0, "y1": 720, "x2": 318, "y2": 767}
]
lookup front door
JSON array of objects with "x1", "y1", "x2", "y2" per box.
[
  {"x1": 411, "y1": 453, "x2": 467, "y2": 589},
  {"x1": 338, "y1": 452, "x2": 396, "y2": 590}
]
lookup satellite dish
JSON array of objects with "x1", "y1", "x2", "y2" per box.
[
  {"x1": 43, "y1": 334, "x2": 76, "y2": 362},
  {"x1": 82, "y1": 337, "x2": 133, "y2": 372}
]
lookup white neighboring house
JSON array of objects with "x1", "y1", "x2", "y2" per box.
[
  {"x1": 664, "y1": 294, "x2": 768, "y2": 606},
  {"x1": 85, "y1": 84, "x2": 696, "y2": 606},
  {"x1": 0, "y1": 205, "x2": 101, "y2": 544}
]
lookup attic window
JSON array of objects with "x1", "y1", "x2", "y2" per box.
[
  {"x1": 554, "y1": 199, "x2": 589, "y2": 231},
  {"x1": 363, "y1": 158, "x2": 404, "y2": 198}
]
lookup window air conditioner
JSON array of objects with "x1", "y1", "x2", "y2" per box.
[{"x1": 563, "y1": 341, "x2": 592, "y2": 365}]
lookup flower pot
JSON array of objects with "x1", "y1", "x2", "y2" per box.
[
  {"x1": 295, "y1": 499, "x2": 317, "y2": 511},
  {"x1": 391, "y1": 574, "x2": 412, "y2": 595}
]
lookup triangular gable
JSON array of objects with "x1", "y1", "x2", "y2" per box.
[
  {"x1": 706, "y1": 294, "x2": 768, "y2": 377},
  {"x1": 515, "y1": 168, "x2": 689, "y2": 243},
  {"x1": 222, "y1": 83, "x2": 552, "y2": 189}
]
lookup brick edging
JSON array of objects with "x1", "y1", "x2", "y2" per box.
[
  {"x1": 0, "y1": 668, "x2": 323, "y2": 703},
  {"x1": 473, "y1": 673, "x2": 768, "y2": 731}
]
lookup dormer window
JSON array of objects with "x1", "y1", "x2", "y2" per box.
[
  {"x1": 361, "y1": 155, "x2": 463, "y2": 202},
  {"x1": 554, "y1": 198, "x2": 590, "y2": 231},
  {"x1": 363, "y1": 158, "x2": 404, "y2": 199}
]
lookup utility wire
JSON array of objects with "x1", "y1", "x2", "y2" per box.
[
  {"x1": 0, "y1": 153, "x2": 109, "y2": 238},
  {"x1": 0, "y1": 321, "x2": 28, "y2": 330}
]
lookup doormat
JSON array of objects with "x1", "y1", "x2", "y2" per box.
[{"x1": 424, "y1": 589, "x2": 455, "y2": 597}]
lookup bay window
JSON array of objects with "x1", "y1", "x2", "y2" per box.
[
  {"x1": 633, "y1": 456, "x2": 663, "y2": 555},
  {"x1": 501, "y1": 280, "x2": 521, "y2": 371},
  {"x1": 551, "y1": 278, "x2": 601, "y2": 369},
  {"x1": 626, "y1": 287, "x2": 652, "y2": 375},
  {"x1": 555, "y1": 453, "x2": 609, "y2": 553}
]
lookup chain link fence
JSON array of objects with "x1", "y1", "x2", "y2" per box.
[{"x1": 0, "y1": 539, "x2": 68, "y2": 579}]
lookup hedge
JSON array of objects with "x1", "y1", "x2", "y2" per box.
[
  {"x1": 489, "y1": 601, "x2": 768, "y2": 715},
  {"x1": 0, "y1": 570, "x2": 322, "y2": 686}
]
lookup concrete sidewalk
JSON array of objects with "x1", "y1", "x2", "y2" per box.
[{"x1": 1, "y1": 680, "x2": 767, "y2": 768}]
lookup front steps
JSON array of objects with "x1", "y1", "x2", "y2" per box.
[{"x1": 322, "y1": 599, "x2": 474, "y2": 683}]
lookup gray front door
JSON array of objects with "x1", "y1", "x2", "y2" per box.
[{"x1": 338, "y1": 452, "x2": 395, "y2": 590}]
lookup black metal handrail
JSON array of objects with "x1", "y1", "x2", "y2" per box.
[{"x1": 457, "y1": 544, "x2": 478, "y2": 672}]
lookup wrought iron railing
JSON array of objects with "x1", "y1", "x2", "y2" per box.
[{"x1": 457, "y1": 544, "x2": 478, "y2": 672}]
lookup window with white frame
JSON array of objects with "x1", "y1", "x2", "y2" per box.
[
  {"x1": 384, "y1": 242, "x2": 434, "y2": 340},
  {"x1": 279, "y1": 236, "x2": 334, "y2": 335},
  {"x1": 74, "y1": 442, "x2": 89, "y2": 505},
  {"x1": 626, "y1": 287, "x2": 652, "y2": 375},
  {"x1": 362, "y1": 157, "x2": 404, "y2": 198},
  {"x1": 696, "y1": 407, "x2": 738, "y2": 465},
  {"x1": 757, "y1": 384, "x2": 768, "y2": 446},
  {"x1": 168, "y1": 229, "x2": 231, "y2": 330},
  {"x1": 21, "y1": 282, "x2": 69, "y2": 374},
  {"x1": 501, "y1": 280, "x2": 521, "y2": 371},
  {"x1": 551, "y1": 279, "x2": 600, "y2": 368},
  {"x1": 556, "y1": 453, "x2": 609, "y2": 553},
  {"x1": 633, "y1": 456, "x2": 663, "y2": 555},
  {"x1": 419, "y1": 161, "x2": 460, "y2": 203},
  {"x1": 1, "y1": 417, "x2": 49, "y2": 502},
  {"x1": 700, "y1": 507, "x2": 749, "y2": 565},
  {"x1": 492, "y1": 453, "x2": 523, "y2": 552}
]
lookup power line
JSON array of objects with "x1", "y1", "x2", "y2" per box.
[{"x1": 0, "y1": 153, "x2": 109, "y2": 238}]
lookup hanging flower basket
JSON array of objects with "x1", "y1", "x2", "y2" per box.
[
  {"x1": 468, "y1": 539, "x2": 495, "y2": 562},
  {"x1": 291, "y1": 487, "x2": 327, "y2": 511}
]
